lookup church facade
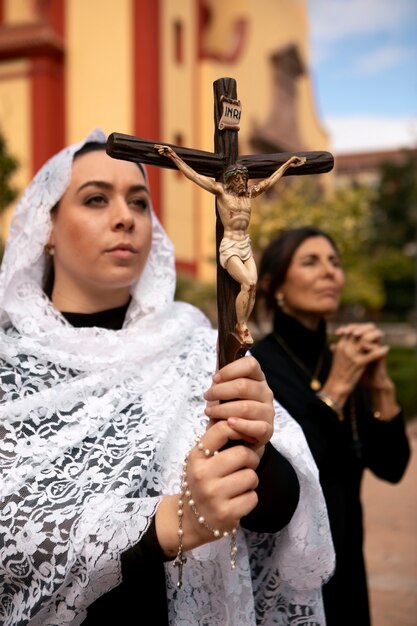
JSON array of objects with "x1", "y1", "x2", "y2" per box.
[{"x1": 0, "y1": 0, "x2": 329, "y2": 280}]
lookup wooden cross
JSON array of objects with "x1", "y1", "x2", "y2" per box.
[{"x1": 106, "y1": 77, "x2": 333, "y2": 368}]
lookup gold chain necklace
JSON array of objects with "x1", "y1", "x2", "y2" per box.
[{"x1": 273, "y1": 332, "x2": 325, "y2": 391}]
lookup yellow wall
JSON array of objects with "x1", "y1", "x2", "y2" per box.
[
  {"x1": 0, "y1": 1, "x2": 34, "y2": 238},
  {"x1": 65, "y1": 0, "x2": 133, "y2": 143},
  {"x1": 0, "y1": 60, "x2": 31, "y2": 238},
  {"x1": 160, "y1": 0, "x2": 199, "y2": 266},
  {"x1": 3, "y1": 0, "x2": 38, "y2": 23}
]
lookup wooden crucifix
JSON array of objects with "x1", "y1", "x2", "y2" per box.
[{"x1": 106, "y1": 77, "x2": 334, "y2": 369}]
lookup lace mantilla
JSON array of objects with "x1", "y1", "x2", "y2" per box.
[{"x1": 0, "y1": 130, "x2": 334, "y2": 625}]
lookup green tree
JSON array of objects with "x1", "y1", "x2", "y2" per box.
[
  {"x1": 370, "y1": 151, "x2": 417, "y2": 317},
  {"x1": 372, "y1": 151, "x2": 417, "y2": 248},
  {"x1": 0, "y1": 132, "x2": 19, "y2": 259}
]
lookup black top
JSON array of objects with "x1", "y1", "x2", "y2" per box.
[
  {"x1": 62, "y1": 304, "x2": 300, "y2": 624},
  {"x1": 251, "y1": 308, "x2": 411, "y2": 626},
  {"x1": 62, "y1": 302, "x2": 130, "y2": 330}
]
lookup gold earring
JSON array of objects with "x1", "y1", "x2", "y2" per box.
[{"x1": 276, "y1": 293, "x2": 285, "y2": 308}]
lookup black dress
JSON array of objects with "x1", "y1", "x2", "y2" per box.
[
  {"x1": 62, "y1": 305, "x2": 301, "y2": 625},
  {"x1": 251, "y1": 308, "x2": 411, "y2": 626}
]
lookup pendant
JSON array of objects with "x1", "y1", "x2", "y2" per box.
[{"x1": 310, "y1": 379, "x2": 321, "y2": 391}]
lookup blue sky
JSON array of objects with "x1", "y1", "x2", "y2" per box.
[{"x1": 307, "y1": 0, "x2": 417, "y2": 153}]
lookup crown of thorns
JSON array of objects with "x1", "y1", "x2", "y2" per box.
[{"x1": 223, "y1": 164, "x2": 249, "y2": 183}]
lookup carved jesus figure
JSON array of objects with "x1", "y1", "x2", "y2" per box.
[{"x1": 155, "y1": 144, "x2": 306, "y2": 344}]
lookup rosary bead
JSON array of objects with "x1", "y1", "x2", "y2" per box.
[{"x1": 175, "y1": 434, "x2": 239, "y2": 588}]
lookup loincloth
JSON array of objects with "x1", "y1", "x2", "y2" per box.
[{"x1": 219, "y1": 234, "x2": 252, "y2": 269}]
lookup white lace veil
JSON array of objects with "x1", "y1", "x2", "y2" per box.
[
  {"x1": 0, "y1": 127, "x2": 208, "y2": 368},
  {"x1": 0, "y1": 130, "x2": 334, "y2": 625}
]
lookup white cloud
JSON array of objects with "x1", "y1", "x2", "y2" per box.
[
  {"x1": 308, "y1": 0, "x2": 417, "y2": 63},
  {"x1": 353, "y1": 44, "x2": 414, "y2": 75},
  {"x1": 323, "y1": 115, "x2": 417, "y2": 153}
]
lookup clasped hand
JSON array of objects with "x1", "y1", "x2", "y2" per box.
[{"x1": 328, "y1": 323, "x2": 392, "y2": 399}]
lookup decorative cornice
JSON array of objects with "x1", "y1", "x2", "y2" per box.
[
  {"x1": 0, "y1": 22, "x2": 64, "y2": 61},
  {"x1": 270, "y1": 43, "x2": 305, "y2": 77},
  {"x1": 197, "y1": 1, "x2": 248, "y2": 63}
]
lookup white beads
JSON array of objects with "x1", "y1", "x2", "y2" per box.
[
  {"x1": 196, "y1": 436, "x2": 220, "y2": 457},
  {"x1": 197, "y1": 437, "x2": 215, "y2": 457},
  {"x1": 175, "y1": 438, "x2": 238, "y2": 588}
]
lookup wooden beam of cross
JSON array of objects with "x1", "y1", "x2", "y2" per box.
[{"x1": 106, "y1": 77, "x2": 334, "y2": 368}]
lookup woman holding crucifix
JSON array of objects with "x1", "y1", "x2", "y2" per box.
[{"x1": 0, "y1": 130, "x2": 333, "y2": 625}]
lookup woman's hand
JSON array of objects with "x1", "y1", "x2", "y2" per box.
[
  {"x1": 323, "y1": 323, "x2": 390, "y2": 406},
  {"x1": 332, "y1": 323, "x2": 400, "y2": 420},
  {"x1": 156, "y1": 419, "x2": 261, "y2": 558},
  {"x1": 186, "y1": 419, "x2": 261, "y2": 536},
  {"x1": 157, "y1": 356, "x2": 275, "y2": 560},
  {"x1": 203, "y1": 355, "x2": 275, "y2": 457}
]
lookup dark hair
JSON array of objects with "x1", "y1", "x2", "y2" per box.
[
  {"x1": 256, "y1": 226, "x2": 340, "y2": 313},
  {"x1": 43, "y1": 141, "x2": 147, "y2": 296},
  {"x1": 74, "y1": 140, "x2": 107, "y2": 158}
]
